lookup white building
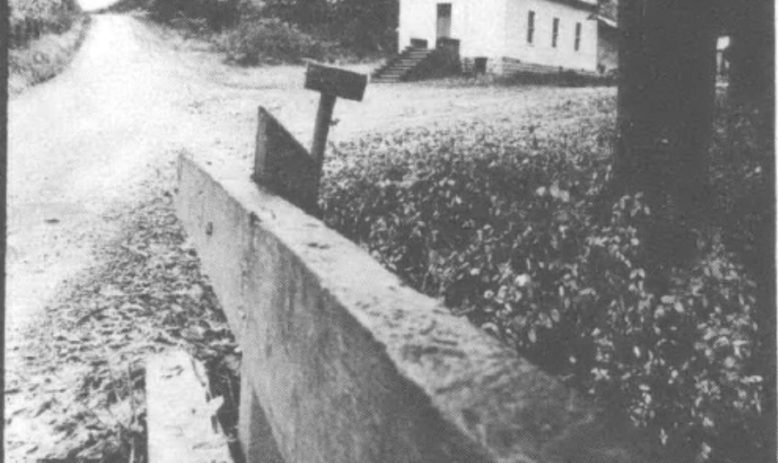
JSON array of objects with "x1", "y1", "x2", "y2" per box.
[{"x1": 398, "y1": 0, "x2": 600, "y2": 74}]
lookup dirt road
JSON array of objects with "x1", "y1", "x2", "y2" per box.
[{"x1": 8, "y1": 15, "x2": 193, "y2": 333}]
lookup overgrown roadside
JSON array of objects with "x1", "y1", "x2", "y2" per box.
[
  {"x1": 319, "y1": 91, "x2": 768, "y2": 462},
  {"x1": 8, "y1": 1, "x2": 91, "y2": 96}
]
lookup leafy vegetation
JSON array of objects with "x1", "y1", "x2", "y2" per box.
[
  {"x1": 9, "y1": 0, "x2": 82, "y2": 48},
  {"x1": 320, "y1": 93, "x2": 768, "y2": 462},
  {"x1": 262, "y1": 0, "x2": 398, "y2": 54},
  {"x1": 8, "y1": 0, "x2": 90, "y2": 95},
  {"x1": 215, "y1": 16, "x2": 341, "y2": 65},
  {"x1": 128, "y1": 0, "x2": 394, "y2": 64}
]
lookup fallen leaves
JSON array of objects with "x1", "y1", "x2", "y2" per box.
[{"x1": 6, "y1": 197, "x2": 238, "y2": 463}]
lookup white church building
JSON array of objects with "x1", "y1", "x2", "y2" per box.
[{"x1": 398, "y1": 0, "x2": 600, "y2": 74}]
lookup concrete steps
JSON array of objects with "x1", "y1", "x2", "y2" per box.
[{"x1": 372, "y1": 46, "x2": 435, "y2": 83}]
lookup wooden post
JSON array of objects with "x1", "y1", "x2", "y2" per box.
[
  {"x1": 310, "y1": 93, "x2": 337, "y2": 165},
  {"x1": 304, "y1": 62, "x2": 367, "y2": 163}
]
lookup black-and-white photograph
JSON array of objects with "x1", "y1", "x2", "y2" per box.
[{"x1": 4, "y1": 0, "x2": 775, "y2": 462}]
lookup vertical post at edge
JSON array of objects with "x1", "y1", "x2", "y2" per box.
[
  {"x1": 310, "y1": 93, "x2": 337, "y2": 166},
  {"x1": 253, "y1": 106, "x2": 270, "y2": 185},
  {"x1": 239, "y1": 372, "x2": 286, "y2": 463}
]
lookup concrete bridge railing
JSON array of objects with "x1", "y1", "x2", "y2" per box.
[{"x1": 174, "y1": 107, "x2": 682, "y2": 463}]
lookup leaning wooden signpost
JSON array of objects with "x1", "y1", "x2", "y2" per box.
[
  {"x1": 305, "y1": 62, "x2": 368, "y2": 163},
  {"x1": 252, "y1": 62, "x2": 367, "y2": 216}
]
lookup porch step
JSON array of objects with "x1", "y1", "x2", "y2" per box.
[{"x1": 372, "y1": 46, "x2": 435, "y2": 83}]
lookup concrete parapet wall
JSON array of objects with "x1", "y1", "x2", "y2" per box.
[{"x1": 176, "y1": 149, "x2": 677, "y2": 463}]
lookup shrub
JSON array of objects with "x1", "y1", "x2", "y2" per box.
[
  {"x1": 320, "y1": 105, "x2": 764, "y2": 461},
  {"x1": 148, "y1": 0, "x2": 240, "y2": 30},
  {"x1": 263, "y1": 0, "x2": 398, "y2": 55},
  {"x1": 9, "y1": 0, "x2": 82, "y2": 47},
  {"x1": 216, "y1": 17, "x2": 339, "y2": 65},
  {"x1": 135, "y1": 0, "x2": 384, "y2": 63}
]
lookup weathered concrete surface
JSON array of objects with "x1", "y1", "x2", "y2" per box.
[
  {"x1": 176, "y1": 153, "x2": 682, "y2": 463},
  {"x1": 147, "y1": 350, "x2": 232, "y2": 463}
]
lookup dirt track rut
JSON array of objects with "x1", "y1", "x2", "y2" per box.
[{"x1": 8, "y1": 15, "x2": 204, "y2": 333}]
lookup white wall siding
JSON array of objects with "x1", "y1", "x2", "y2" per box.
[
  {"x1": 399, "y1": 0, "x2": 503, "y2": 55},
  {"x1": 399, "y1": 0, "x2": 437, "y2": 50},
  {"x1": 458, "y1": 1, "x2": 504, "y2": 58},
  {"x1": 504, "y1": 0, "x2": 597, "y2": 71},
  {"x1": 398, "y1": 0, "x2": 598, "y2": 73}
]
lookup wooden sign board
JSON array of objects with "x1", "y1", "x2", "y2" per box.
[{"x1": 305, "y1": 62, "x2": 368, "y2": 102}]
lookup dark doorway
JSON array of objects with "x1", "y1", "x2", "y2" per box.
[
  {"x1": 437, "y1": 3, "x2": 452, "y2": 39},
  {"x1": 474, "y1": 57, "x2": 488, "y2": 74}
]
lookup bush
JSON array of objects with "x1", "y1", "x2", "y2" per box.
[
  {"x1": 320, "y1": 107, "x2": 764, "y2": 461},
  {"x1": 9, "y1": 0, "x2": 82, "y2": 48},
  {"x1": 148, "y1": 0, "x2": 240, "y2": 31},
  {"x1": 263, "y1": 0, "x2": 398, "y2": 55},
  {"x1": 216, "y1": 17, "x2": 339, "y2": 65}
]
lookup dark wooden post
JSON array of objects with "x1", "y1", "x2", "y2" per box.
[
  {"x1": 304, "y1": 62, "x2": 367, "y2": 164},
  {"x1": 252, "y1": 65, "x2": 366, "y2": 217},
  {"x1": 310, "y1": 93, "x2": 337, "y2": 164},
  {"x1": 253, "y1": 107, "x2": 321, "y2": 215}
]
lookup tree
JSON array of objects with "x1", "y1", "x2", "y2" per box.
[
  {"x1": 334, "y1": 0, "x2": 398, "y2": 53},
  {"x1": 615, "y1": 0, "x2": 717, "y2": 273},
  {"x1": 724, "y1": 2, "x2": 776, "y2": 460},
  {"x1": 616, "y1": 1, "x2": 775, "y2": 460},
  {"x1": 261, "y1": 0, "x2": 398, "y2": 53}
]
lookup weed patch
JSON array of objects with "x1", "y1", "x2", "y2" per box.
[{"x1": 320, "y1": 94, "x2": 768, "y2": 462}]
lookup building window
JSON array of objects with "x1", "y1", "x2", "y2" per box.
[
  {"x1": 527, "y1": 11, "x2": 535, "y2": 44},
  {"x1": 552, "y1": 17, "x2": 559, "y2": 48},
  {"x1": 574, "y1": 22, "x2": 581, "y2": 51}
]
